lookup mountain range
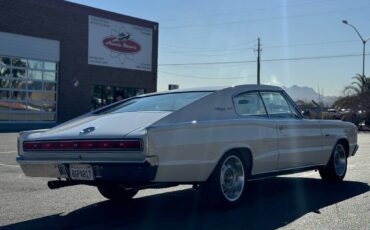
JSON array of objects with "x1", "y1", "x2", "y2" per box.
[{"x1": 283, "y1": 85, "x2": 338, "y2": 107}]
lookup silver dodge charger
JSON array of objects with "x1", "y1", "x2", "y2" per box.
[{"x1": 17, "y1": 85, "x2": 358, "y2": 207}]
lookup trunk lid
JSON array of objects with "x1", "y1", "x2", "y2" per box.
[{"x1": 26, "y1": 111, "x2": 171, "y2": 141}]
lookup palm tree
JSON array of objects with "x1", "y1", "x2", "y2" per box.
[
  {"x1": 344, "y1": 74, "x2": 370, "y2": 95},
  {"x1": 339, "y1": 73, "x2": 370, "y2": 126}
]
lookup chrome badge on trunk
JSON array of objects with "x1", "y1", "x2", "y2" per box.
[{"x1": 80, "y1": 127, "x2": 95, "y2": 134}]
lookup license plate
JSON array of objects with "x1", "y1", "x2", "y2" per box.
[{"x1": 69, "y1": 164, "x2": 94, "y2": 181}]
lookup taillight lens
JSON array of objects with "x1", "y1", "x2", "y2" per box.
[{"x1": 23, "y1": 140, "x2": 142, "y2": 151}]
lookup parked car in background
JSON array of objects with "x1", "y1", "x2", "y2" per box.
[
  {"x1": 17, "y1": 85, "x2": 358, "y2": 207},
  {"x1": 327, "y1": 108, "x2": 341, "y2": 119}
]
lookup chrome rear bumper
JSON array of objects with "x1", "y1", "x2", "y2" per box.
[{"x1": 16, "y1": 156, "x2": 158, "y2": 182}]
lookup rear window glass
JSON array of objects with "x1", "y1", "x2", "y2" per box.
[{"x1": 95, "y1": 92, "x2": 211, "y2": 114}]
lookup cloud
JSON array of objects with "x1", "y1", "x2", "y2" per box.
[{"x1": 265, "y1": 74, "x2": 283, "y2": 86}]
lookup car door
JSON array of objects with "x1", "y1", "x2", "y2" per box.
[
  {"x1": 233, "y1": 91, "x2": 279, "y2": 174},
  {"x1": 260, "y1": 91, "x2": 323, "y2": 170}
]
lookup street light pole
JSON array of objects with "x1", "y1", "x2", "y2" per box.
[
  {"x1": 362, "y1": 40, "x2": 366, "y2": 78},
  {"x1": 342, "y1": 20, "x2": 370, "y2": 77}
]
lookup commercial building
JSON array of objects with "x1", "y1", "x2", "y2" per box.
[{"x1": 0, "y1": 0, "x2": 158, "y2": 131}]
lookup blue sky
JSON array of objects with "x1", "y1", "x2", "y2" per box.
[{"x1": 70, "y1": 0, "x2": 370, "y2": 96}]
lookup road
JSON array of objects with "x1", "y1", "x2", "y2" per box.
[{"x1": 0, "y1": 132, "x2": 369, "y2": 230}]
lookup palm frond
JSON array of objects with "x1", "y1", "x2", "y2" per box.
[
  {"x1": 344, "y1": 85, "x2": 360, "y2": 95},
  {"x1": 350, "y1": 73, "x2": 370, "y2": 94}
]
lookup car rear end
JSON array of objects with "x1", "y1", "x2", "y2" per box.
[
  {"x1": 17, "y1": 129, "x2": 159, "y2": 187},
  {"x1": 16, "y1": 90, "x2": 215, "y2": 188}
]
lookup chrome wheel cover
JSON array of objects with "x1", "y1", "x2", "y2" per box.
[
  {"x1": 334, "y1": 144, "x2": 346, "y2": 177},
  {"x1": 220, "y1": 155, "x2": 245, "y2": 202}
]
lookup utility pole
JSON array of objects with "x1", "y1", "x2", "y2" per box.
[
  {"x1": 256, "y1": 37, "x2": 261, "y2": 84},
  {"x1": 317, "y1": 85, "x2": 323, "y2": 120}
]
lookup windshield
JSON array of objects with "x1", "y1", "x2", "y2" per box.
[{"x1": 95, "y1": 92, "x2": 211, "y2": 114}]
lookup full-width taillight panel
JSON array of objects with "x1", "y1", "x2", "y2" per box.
[{"x1": 23, "y1": 140, "x2": 142, "y2": 152}]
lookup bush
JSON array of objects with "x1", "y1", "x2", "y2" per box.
[{"x1": 341, "y1": 112, "x2": 360, "y2": 126}]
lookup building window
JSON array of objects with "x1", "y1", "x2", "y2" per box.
[
  {"x1": 92, "y1": 85, "x2": 145, "y2": 110},
  {"x1": 0, "y1": 56, "x2": 58, "y2": 122}
]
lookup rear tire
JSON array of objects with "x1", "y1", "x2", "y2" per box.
[
  {"x1": 319, "y1": 142, "x2": 347, "y2": 182},
  {"x1": 201, "y1": 151, "x2": 250, "y2": 208},
  {"x1": 97, "y1": 184, "x2": 138, "y2": 201}
]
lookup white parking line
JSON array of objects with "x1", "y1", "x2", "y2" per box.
[{"x1": 0, "y1": 163, "x2": 20, "y2": 168}]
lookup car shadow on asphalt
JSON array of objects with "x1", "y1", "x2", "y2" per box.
[{"x1": 2, "y1": 177, "x2": 369, "y2": 230}]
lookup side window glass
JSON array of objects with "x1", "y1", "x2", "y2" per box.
[
  {"x1": 260, "y1": 92, "x2": 300, "y2": 119},
  {"x1": 233, "y1": 92, "x2": 267, "y2": 117},
  {"x1": 284, "y1": 94, "x2": 302, "y2": 119}
]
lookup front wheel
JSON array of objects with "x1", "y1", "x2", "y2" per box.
[
  {"x1": 97, "y1": 184, "x2": 138, "y2": 201},
  {"x1": 319, "y1": 142, "x2": 347, "y2": 182},
  {"x1": 201, "y1": 151, "x2": 250, "y2": 208}
]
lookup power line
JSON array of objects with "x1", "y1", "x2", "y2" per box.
[
  {"x1": 159, "y1": 71, "x2": 254, "y2": 80},
  {"x1": 159, "y1": 62, "x2": 249, "y2": 69},
  {"x1": 158, "y1": 0, "x2": 334, "y2": 22},
  {"x1": 263, "y1": 39, "x2": 358, "y2": 49},
  {"x1": 160, "y1": 60, "x2": 254, "y2": 66},
  {"x1": 160, "y1": 49, "x2": 252, "y2": 57},
  {"x1": 160, "y1": 45, "x2": 254, "y2": 52},
  {"x1": 159, "y1": 40, "x2": 359, "y2": 57},
  {"x1": 161, "y1": 7, "x2": 370, "y2": 30},
  {"x1": 159, "y1": 39, "x2": 256, "y2": 51},
  {"x1": 263, "y1": 53, "x2": 370, "y2": 62},
  {"x1": 159, "y1": 53, "x2": 370, "y2": 66}
]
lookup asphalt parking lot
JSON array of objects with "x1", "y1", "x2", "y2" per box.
[{"x1": 0, "y1": 133, "x2": 369, "y2": 230}]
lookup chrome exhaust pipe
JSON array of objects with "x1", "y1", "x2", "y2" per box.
[{"x1": 47, "y1": 180, "x2": 80, "y2": 189}]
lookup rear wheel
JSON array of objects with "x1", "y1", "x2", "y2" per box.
[
  {"x1": 319, "y1": 142, "x2": 347, "y2": 182},
  {"x1": 97, "y1": 184, "x2": 138, "y2": 201},
  {"x1": 201, "y1": 151, "x2": 250, "y2": 208}
]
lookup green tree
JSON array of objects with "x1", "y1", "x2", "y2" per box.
[
  {"x1": 344, "y1": 74, "x2": 370, "y2": 95},
  {"x1": 338, "y1": 73, "x2": 370, "y2": 126}
]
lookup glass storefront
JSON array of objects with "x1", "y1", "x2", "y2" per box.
[
  {"x1": 0, "y1": 56, "x2": 57, "y2": 121},
  {"x1": 92, "y1": 85, "x2": 145, "y2": 110}
]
